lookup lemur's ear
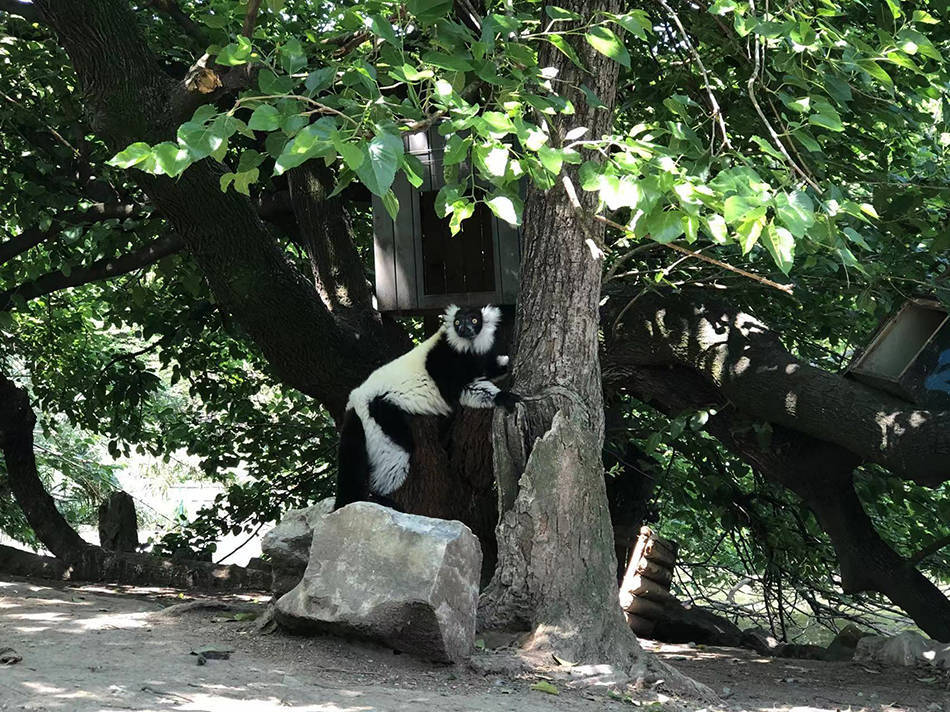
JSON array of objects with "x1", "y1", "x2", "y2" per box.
[
  {"x1": 443, "y1": 304, "x2": 460, "y2": 325},
  {"x1": 481, "y1": 305, "x2": 501, "y2": 327}
]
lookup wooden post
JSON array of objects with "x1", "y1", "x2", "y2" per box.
[{"x1": 619, "y1": 525, "x2": 679, "y2": 635}]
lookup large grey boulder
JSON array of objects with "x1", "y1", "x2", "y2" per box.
[
  {"x1": 261, "y1": 498, "x2": 335, "y2": 596},
  {"x1": 275, "y1": 502, "x2": 482, "y2": 663},
  {"x1": 855, "y1": 631, "x2": 950, "y2": 668}
]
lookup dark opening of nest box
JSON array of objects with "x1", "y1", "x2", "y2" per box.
[
  {"x1": 370, "y1": 127, "x2": 521, "y2": 314},
  {"x1": 847, "y1": 298, "x2": 950, "y2": 408}
]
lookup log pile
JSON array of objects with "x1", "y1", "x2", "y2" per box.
[{"x1": 619, "y1": 526, "x2": 678, "y2": 637}]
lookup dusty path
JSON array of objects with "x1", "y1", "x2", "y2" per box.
[{"x1": 1, "y1": 576, "x2": 947, "y2": 711}]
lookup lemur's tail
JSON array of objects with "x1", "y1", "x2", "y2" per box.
[{"x1": 334, "y1": 408, "x2": 369, "y2": 510}]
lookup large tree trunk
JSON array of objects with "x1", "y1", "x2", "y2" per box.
[
  {"x1": 0, "y1": 374, "x2": 89, "y2": 560},
  {"x1": 476, "y1": 0, "x2": 643, "y2": 666}
]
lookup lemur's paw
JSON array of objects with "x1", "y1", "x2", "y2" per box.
[{"x1": 494, "y1": 390, "x2": 522, "y2": 413}]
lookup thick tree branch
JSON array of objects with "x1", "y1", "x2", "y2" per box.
[
  {"x1": 0, "y1": 203, "x2": 139, "y2": 267},
  {"x1": 909, "y1": 534, "x2": 950, "y2": 567},
  {"x1": 603, "y1": 289, "x2": 950, "y2": 485},
  {"x1": 615, "y1": 364, "x2": 950, "y2": 642},
  {"x1": 149, "y1": 0, "x2": 206, "y2": 45},
  {"x1": 35, "y1": 0, "x2": 402, "y2": 417},
  {"x1": 287, "y1": 162, "x2": 373, "y2": 313},
  {"x1": 0, "y1": 233, "x2": 183, "y2": 310}
]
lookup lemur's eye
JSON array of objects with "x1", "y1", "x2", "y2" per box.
[
  {"x1": 471, "y1": 318, "x2": 477, "y2": 324},
  {"x1": 454, "y1": 320, "x2": 459, "y2": 326}
]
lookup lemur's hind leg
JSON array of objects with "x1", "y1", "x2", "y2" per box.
[{"x1": 335, "y1": 408, "x2": 370, "y2": 510}]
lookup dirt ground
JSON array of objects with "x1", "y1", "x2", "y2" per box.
[{"x1": 1, "y1": 576, "x2": 947, "y2": 712}]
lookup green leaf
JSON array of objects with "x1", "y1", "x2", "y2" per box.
[
  {"x1": 486, "y1": 193, "x2": 522, "y2": 226},
  {"x1": 808, "y1": 102, "x2": 844, "y2": 132},
  {"x1": 585, "y1": 27, "x2": 630, "y2": 68},
  {"x1": 857, "y1": 60, "x2": 893, "y2": 88},
  {"x1": 247, "y1": 105, "x2": 282, "y2": 131},
  {"x1": 152, "y1": 142, "x2": 192, "y2": 177},
  {"x1": 216, "y1": 37, "x2": 252, "y2": 66},
  {"x1": 258, "y1": 69, "x2": 294, "y2": 95},
  {"x1": 545, "y1": 6, "x2": 581, "y2": 20},
  {"x1": 355, "y1": 131, "x2": 404, "y2": 197},
  {"x1": 736, "y1": 215, "x2": 766, "y2": 254},
  {"x1": 481, "y1": 111, "x2": 514, "y2": 135},
  {"x1": 762, "y1": 224, "x2": 795, "y2": 274},
  {"x1": 335, "y1": 141, "x2": 364, "y2": 171},
  {"x1": 724, "y1": 195, "x2": 761, "y2": 223},
  {"x1": 708, "y1": 0, "x2": 738, "y2": 15},
  {"x1": 232, "y1": 167, "x2": 259, "y2": 195},
  {"x1": 274, "y1": 118, "x2": 337, "y2": 174},
  {"x1": 646, "y1": 210, "x2": 685, "y2": 244},
  {"x1": 402, "y1": 154, "x2": 425, "y2": 188},
  {"x1": 382, "y1": 190, "x2": 400, "y2": 220},
  {"x1": 407, "y1": 0, "x2": 454, "y2": 25},
  {"x1": 367, "y1": 14, "x2": 397, "y2": 45},
  {"x1": 480, "y1": 145, "x2": 509, "y2": 176},
  {"x1": 279, "y1": 38, "x2": 307, "y2": 74},
  {"x1": 774, "y1": 190, "x2": 815, "y2": 238},
  {"x1": 782, "y1": 96, "x2": 810, "y2": 113},
  {"x1": 305, "y1": 67, "x2": 335, "y2": 94},
  {"x1": 392, "y1": 64, "x2": 433, "y2": 82},
  {"x1": 108, "y1": 142, "x2": 153, "y2": 169},
  {"x1": 531, "y1": 681, "x2": 559, "y2": 695},
  {"x1": 546, "y1": 34, "x2": 584, "y2": 69},
  {"x1": 421, "y1": 51, "x2": 473, "y2": 72},
  {"x1": 178, "y1": 122, "x2": 225, "y2": 161},
  {"x1": 612, "y1": 11, "x2": 651, "y2": 41},
  {"x1": 537, "y1": 145, "x2": 563, "y2": 175},
  {"x1": 443, "y1": 134, "x2": 469, "y2": 165},
  {"x1": 448, "y1": 199, "x2": 475, "y2": 234}
]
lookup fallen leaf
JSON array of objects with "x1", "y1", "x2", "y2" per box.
[
  {"x1": 190, "y1": 644, "x2": 233, "y2": 660},
  {"x1": 0, "y1": 647, "x2": 22, "y2": 665},
  {"x1": 531, "y1": 680, "x2": 559, "y2": 695},
  {"x1": 552, "y1": 654, "x2": 576, "y2": 667}
]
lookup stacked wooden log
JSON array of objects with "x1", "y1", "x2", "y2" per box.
[{"x1": 619, "y1": 526, "x2": 679, "y2": 637}]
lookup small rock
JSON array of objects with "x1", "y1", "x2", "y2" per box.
[{"x1": 824, "y1": 624, "x2": 871, "y2": 661}]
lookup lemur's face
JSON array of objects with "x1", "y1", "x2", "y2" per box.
[{"x1": 453, "y1": 308, "x2": 483, "y2": 340}]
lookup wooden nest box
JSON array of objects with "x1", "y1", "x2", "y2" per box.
[
  {"x1": 370, "y1": 127, "x2": 521, "y2": 314},
  {"x1": 848, "y1": 298, "x2": 950, "y2": 408}
]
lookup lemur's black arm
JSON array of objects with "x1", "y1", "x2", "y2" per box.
[{"x1": 485, "y1": 354, "x2": 510, "y2": 379}]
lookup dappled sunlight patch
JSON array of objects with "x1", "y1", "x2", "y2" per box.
[
  {"x1": 69, "y1": 610, "x2": 152, "y2": 631},
  {"x1": 175, "y1": 693, "x2": 375, "y2": 712},
  {"x1": 21, "y1": 680, "x2": 69, "y2": 696},
  {"x1": 7, "y1": 611, "x2": 68, "y2": 622}
]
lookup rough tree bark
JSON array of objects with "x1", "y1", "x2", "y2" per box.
[
  {"x1": 603, "y1": 289, "x2": 950, "y2": 485},
  {"x1": 476, "y1": 0, "x2": 650, "y2": 669}
]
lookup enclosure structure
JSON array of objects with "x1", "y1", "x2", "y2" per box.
[
  {"x1": 848, "y1": 298, "x2": 950, "y2": 408},
  {"x1": 370, "y1": 127, "x2": 521, "y2": 313}
]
